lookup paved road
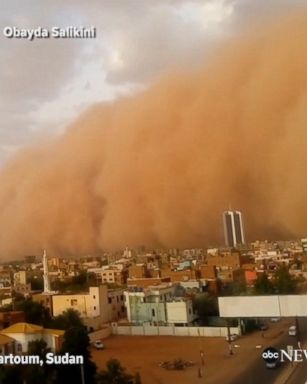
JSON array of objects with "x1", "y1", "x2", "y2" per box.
[
  {"x1": 230, "y1": 318, "x2": 307, "y2": 384},
  {"x1": 286, "y1": 361, "x2": 307, "y2": 384}
]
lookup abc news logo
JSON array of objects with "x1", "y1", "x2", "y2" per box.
[
  {"x1": 262, "y1": 346, "x2": 307, "y2": 364},
  {"x1": 262, "y1": 347, "x2": 280, "y2": 364}
]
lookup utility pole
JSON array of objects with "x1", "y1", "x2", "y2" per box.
[
  {"x1": 227, "y1": 320, "x2": 233, "y2": 355},
  {"x1": 81, "y1": 364, "x2": 85, "y2": 384}
]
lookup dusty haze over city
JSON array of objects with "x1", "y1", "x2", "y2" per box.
[{"x1": 1, "y1": 2, "x2": 307, "y2": 258}]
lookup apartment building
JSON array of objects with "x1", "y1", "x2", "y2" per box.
[
  {"x1": 88, "y1": 267, "x2": 125, "y2": 285},
  {"x1": 124, "y1": 284, "x2": 196, "y2": 326},
  {"x1": 52, "y1": 285, "x2": 125, "y2": 330}
]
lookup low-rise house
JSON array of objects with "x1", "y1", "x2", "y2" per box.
[
  {"x1": 0, "y1": 334, "x2": 15, "y2": 355},
  {"x1": 0, "y1": 322, "x2": 64, "y2": 353}
]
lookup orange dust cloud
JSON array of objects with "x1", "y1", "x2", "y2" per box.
[{"x1": 1, "y1": 11, "x2": 307, "y2": 257}]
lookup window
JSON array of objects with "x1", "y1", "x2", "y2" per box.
[
  {"x1": 93, "y1": 295, "x2": 96, "y2": 299},
  {"x1": 93, "y1": 306, "x2": 96, "y2": 310},
  {"x1": 71, "y1": 299, "x2": 78, "y2": 306},
  {"x1": 117, "y1": 296, "x2": 119, "y2": 303},
  {"x1": 108, "y1": 297, "x2": 112, "y2": 304},
  {"x1": 152, "y1": 309, "x2": 155, "y2": 317},
  {"x1": 120, "y1": 295, "x2": 124, "y2": 301}
]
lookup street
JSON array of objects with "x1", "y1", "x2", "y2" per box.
[{"x1": 231, "y1": 318, "x2": 307, "y2": 384}]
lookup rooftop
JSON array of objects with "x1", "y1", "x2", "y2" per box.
[{"x1": 1, "y1": 322, "x2": 64, "y2": 336}]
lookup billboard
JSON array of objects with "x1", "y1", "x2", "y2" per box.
[{"x1": 218, "y1": 295, "x2": 307, "y2": 317}]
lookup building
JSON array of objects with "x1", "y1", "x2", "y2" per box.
[
  {"x1": 128, "y1": 264, "x2": 148, "y2": 279},
  {"x1": 0, "y1": 334, "x2": 15, "y2": 355},
  {"x1": 0, "y1": 322, "x2": 64, "y2": 353},
  {"x1": 217, "y1": 268, "x2": 246, "y2": 285},
  {"x1": 13, "y1": 270, "x2": 31, "y2": 296},
  {"x1": 199, "y1": 265, "x2": 217, "y2": 280},
  {"x1": 124, "y1": 284, "x2": 196, "y2": 326},
  {"x1": 32, "y1": 293, "x2": 53, "y2": 315},
  {"x1": 245, "y1": 270, "x2": 258, "y2": 286},
  {"x1": 127, "y1": 277, "x2": 171, "y2": 289},
  {"x1": 0, "y1": 272, "x2": 11, "y2": 289},
  {"x1": 14, "y1": 283, "x2": 31, "y2": 296},
  {"x1": 206, "y1": 252, "x2": 243, "y2": 269},
  {"x1": 223, "y1": 210, "x2": 245, "y2": 247},
  {"x1": 0, "y1": 312, "x2": 25, "y2": 329},
  {"x1": 160, "y1": 268, "x2": 199, "y2": 282},
  {"x1": 302, "y1": 239, "x2": 307, "y2": 253},
  {"x1": 88, "y1": 267, "x2": 125, "y2": 285},
  {"x1": 52, "y1": 285, "x2": 125, "y2": 331},
  {"x1": 13, "y1": 271, "x2": 27, "y2": 286}
]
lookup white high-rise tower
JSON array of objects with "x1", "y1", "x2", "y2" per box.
[
  {"x1": 43, "y1": 249, "x2": 51, "y2": 293},
  {"x1": 223, "y1": 210, "x2": 245, "y2": 247},
  {"x1": 123, "y1": 246, "x2": 132, "y2": 258}
]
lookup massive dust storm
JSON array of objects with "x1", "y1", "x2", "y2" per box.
[{"x1": 1, "y1": 12, "x2": 307, "y2": 257}]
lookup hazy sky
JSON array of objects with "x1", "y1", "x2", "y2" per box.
[{"x1": 0, "y1": 0, "x2": 306, "y2": 165}]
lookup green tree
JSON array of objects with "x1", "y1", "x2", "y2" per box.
[
  {"x1": 29, "y1": 276, "x2": 44, "y2": 291},
  {"x1": 25, "y1": 339, "x2": 54, "y2": 384},
  {"x1": 230, "y1": 280, "x2": 247, "y2": 295},
  {"x1": 24, "y1": 365, "x2": 47, "y2": 384},
  {"x1": 254, "y1": 272, "x2": 275, "y2": 294},
  {"x1": 0, "y1": 366, "x2": 23, "y2": 384},
  {"x1": 15, "y1": 298, "x2": 51, "y2": 326},
  {"x1": 72, "y1": 271, "x2": 88, "y2": 286},
  {"x1": 28, "y1": 338, "x2": 51, "y2": 359},
  {"x1": 51, "y1": 272, "x2": 89, "y2": 293},
  {"x1": 274, "y1": 265, "x2": 297, "y2": 294},
  {"x1": 193, "y1": 293, "x2": 218, "y2": 325},
  {"x1": 55, "y1": 326, "x2": 97, "y2": 384},
  {"x1": 97, "y1": 359, "x2": 138, "y2": 384},
  {"x1": 50, "y1": 308, "x2": 84, "y2": 330}
]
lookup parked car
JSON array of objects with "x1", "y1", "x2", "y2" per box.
[
  {"x1": 270, "y1": 318, "x2": 280, "y2": 322},
  {"x1": 226, "y1": 334, "x2": 239, "y2": 342},
  {"x1": 93, "y1": 340, "x2": 105, "y2": 350},
  {"x1": 288, "y1": 325, "x2": 297, "y2": 336}
]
